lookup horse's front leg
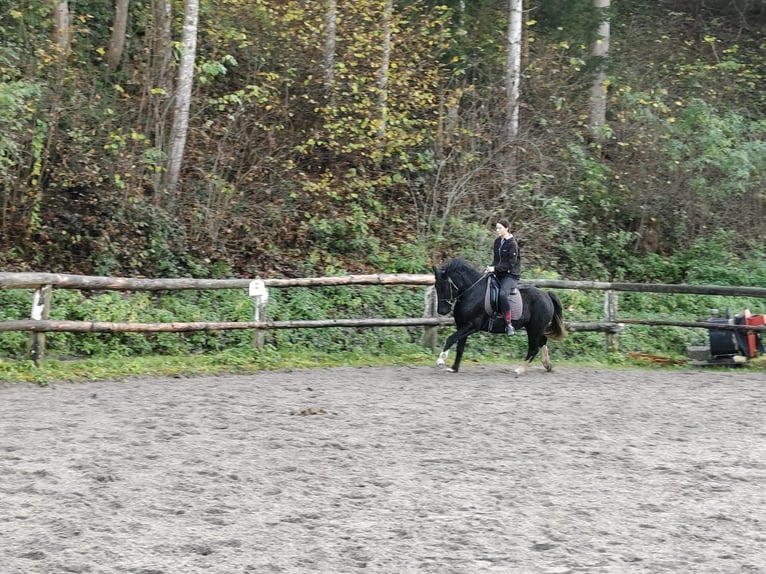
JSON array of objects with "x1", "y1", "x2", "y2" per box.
[
  {"x1": 437, "y1": 324, "x2": 476, "y2": 372},
  {"x1": 448, "y1": 336, "x2": 469, "y2": 373}
]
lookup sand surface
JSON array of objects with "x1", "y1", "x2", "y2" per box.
[{"x1": 1, "y1": 365, "x2": 765, "y2": 573}]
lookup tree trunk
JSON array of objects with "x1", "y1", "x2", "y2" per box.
[
  {"x1": 50, "y1": 0, "x2": 72, "y2": 56},
  {"x1": 163, "y1": 0, "x2": 199, "y2": 202},
  {"x1": 323, "y1": 0, "x2": 337, "y2": 107},
  {"x1": 505, "y1": 0, "x2": 523, "y2": 141},
  {"x1": 376, "y1": 0, "x2": 394, "y2": 143},
  {"x1": 141, "y1": 0, "x2": 173, "y2": 195},
  {"x1": 589, "y1": 0, "x2": 610, "y2": 137},
  {"x1": 106, "y1": 0, "x2": 131, "y2": 70},
  {"x1": 151, "y1": 0, "x2": 174, "y2": 94}
]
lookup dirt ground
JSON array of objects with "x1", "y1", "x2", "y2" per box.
[{"x1": 1, "y1": 364, "x2": 765, "y2": 574}]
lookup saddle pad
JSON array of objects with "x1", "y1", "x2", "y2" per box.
[
  {"x1": 509, "y1": 289, "x2": 523, "y2": 318},
  {"x1": 485, "y1": 279, "x2": 523, "y2": 318}
]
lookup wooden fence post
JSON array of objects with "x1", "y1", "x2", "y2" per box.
[
  {"x1": 249, "y1": 280, "x2": 269, "y2": 349},
  {"x1": 421, "y1": 286, "x2": 439, "y2": 351},
  {"x1": 604, "y1": 290, "x2": 618, "y2": 352},
  {"x1": 28, "y1": 284, "x2": 52, "y2": 366}
]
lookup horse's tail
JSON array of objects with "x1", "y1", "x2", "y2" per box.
[{"x1": 545, "y1": 291, "x2": 567, "y2": 341}]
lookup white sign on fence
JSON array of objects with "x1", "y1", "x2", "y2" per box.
[{"x1": 248, "y1": 279, "x2": 268, "y2": 301}]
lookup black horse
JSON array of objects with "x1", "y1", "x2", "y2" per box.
[{"x1": 433, "y1": 258, "x2": 566, "y2": 374}]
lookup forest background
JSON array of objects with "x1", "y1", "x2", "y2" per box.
[
  {"x1": 0, "y1": 0, "x2": 765, "y2": 378},
  {"x1": 2, "y1": 0, "x2": 764, "y2": 280}
]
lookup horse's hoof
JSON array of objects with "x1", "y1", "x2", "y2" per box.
[
  {"x1": 446, "y1": 368, "x2": 456, "y2": 373},
  {"x1": 544, "y1": 365, "x2": 553, "y2": 372}
]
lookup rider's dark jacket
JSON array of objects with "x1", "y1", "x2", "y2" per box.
[{"x1": 491, "y1": 235, "x2": 521, "y2": 279}]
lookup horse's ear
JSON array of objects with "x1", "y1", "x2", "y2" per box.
[{"x1": 432, "y1": 265, "x2": 438, "y2": 275}]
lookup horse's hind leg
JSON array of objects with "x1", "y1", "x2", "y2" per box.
[
  {"x1": 513, "y1": 333, "x2": 544, "y2": 376},
  {"x1": 513, "y1": 347, "x2": 537, "y2": 376},
  {"x1": 541, "y1": 345, "x2": 553, "y2": 372}
]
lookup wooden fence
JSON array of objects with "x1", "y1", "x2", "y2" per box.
[{"x1": 1, "y1": 272, "x2": 765, "y2": 366}]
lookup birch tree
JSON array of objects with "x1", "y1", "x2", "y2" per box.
[
  {"x1": 50, "y1": 0, "x2": 71, "y2": 55},
  {"x1": 323, "y1": 0, "x2": 337, "y2": 107},
  {"x1": 589, "y1": 0, "x2": 610, "y2": 137},
  {"x1": 376, "y1": 0, "x2": 394, "y2": 144},
  {"x1": 163, "y1": 0, "x2": 199, "y2": 202},
  {"x1": 505, "y1": 0, "x2": 523, "y2": 141}
]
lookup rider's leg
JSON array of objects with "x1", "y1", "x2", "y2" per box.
[{"x1": 500, "y1": 276, "x2": 515, "y2": 336}]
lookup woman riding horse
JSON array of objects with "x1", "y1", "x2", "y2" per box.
[{"x1": 433, "y1": 258, "x2": 566, "y2": 375}]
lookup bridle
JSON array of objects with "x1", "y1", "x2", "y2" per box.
[
  {"x1": 442, "y1": 275, "x2": 461, "y2": 308},
  {"x1": 437, "y1": 271, "x2": 488, "y2": 311}
]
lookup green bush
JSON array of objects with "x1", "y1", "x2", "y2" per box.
[
  {"x1": 0, "y1": 289, "x2": 35, "y2": 357},
  {"x1": 0, "y1": 243, "x2": 763, "y2": 372}
]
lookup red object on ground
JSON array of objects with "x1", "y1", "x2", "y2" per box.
[{"x1": 743, "y1": 309, "x2": 765, "y2": 358}]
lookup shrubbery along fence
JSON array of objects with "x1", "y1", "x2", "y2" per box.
[{"x1": 1, "y1": 272, "x2": 765, "y2": 366}]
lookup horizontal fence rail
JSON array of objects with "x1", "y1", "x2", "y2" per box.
[
  {"x1": 0, "y1": 318, "x2": 662, "y2": 334},
  {"x1": 0, "y1": 273, "x2": 433, "y2": 290},
  {"x1": 1, "y1": 271, "x2": 765, "y2": 365},
  {"x1": 0, "y1": 317, "x2": 766, "y2": 333},
  {"x1": 3, "y1": 271, "x2": 766, "y2": 297},
  {"x1": 0, "y1": 317, "x2": 453, "y2": 333}
]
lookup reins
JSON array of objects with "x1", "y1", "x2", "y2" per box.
[{"x1": 442, "y1": 270, "x2": 488, "y2": 310}]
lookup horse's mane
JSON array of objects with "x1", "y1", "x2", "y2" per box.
[{"x1": 442, "y1": 258, "x2": 482, "y2": 282}]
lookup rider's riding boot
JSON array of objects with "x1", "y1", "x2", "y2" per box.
[{"x1": 504, "y1": 312, "x2": 515, "y2": 336}]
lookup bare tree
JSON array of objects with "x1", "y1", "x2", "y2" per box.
[
  {"x1": 134, "y1": 0, "x2": 174, "y2": 195},
  {"x1": 323, "y1": 0, "x2": 337, "y2": 107},
  {"x1": 505, "y1": 0, "x2": 523, "y2": 141},
  {"x1": 376, "y1": 0, "x2": 394, "y2": 143},
  {"x1": 151, "y1": 0, "x2": 174, "y2": 95},
  {"x1": 589, "y1": 0, "x2": 610, "y2": 136},
  {"x1": 106, "y1": 0, "x2": 131, "y2": 70},
  {"x1": 163, "y1": 0, "x2": 199, "y2": 202},
  {"x1": 50, "y1": 0, "x2": 72, "y2": 56}
]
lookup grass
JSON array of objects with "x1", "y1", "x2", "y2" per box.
[{"x1": 2, "y1": 345, "x2": 763, "y2": 386}]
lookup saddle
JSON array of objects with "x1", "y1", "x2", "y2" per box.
[{"x1": 485, "y1": 276, "x2": 523, "y2": 327}]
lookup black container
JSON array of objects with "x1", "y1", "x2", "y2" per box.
[{"x1": 708, "y1": 318, "x2": 738, "y2": 357}]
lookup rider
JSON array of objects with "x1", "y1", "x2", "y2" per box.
[{"x1": 485, "y1": 219, "x2": 520, "y2": 336}]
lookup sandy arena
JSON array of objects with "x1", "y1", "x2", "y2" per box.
[{"x1": 1, "y1": 365, "x2": 765, "y2": 573}]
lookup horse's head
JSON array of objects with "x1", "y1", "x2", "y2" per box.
[
  {"x1": 433, "y1": 258, "x2": 484, "y2": 315},
  {"x1": 433, "y1": 263, "x2": 458, "y2": 315}
]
